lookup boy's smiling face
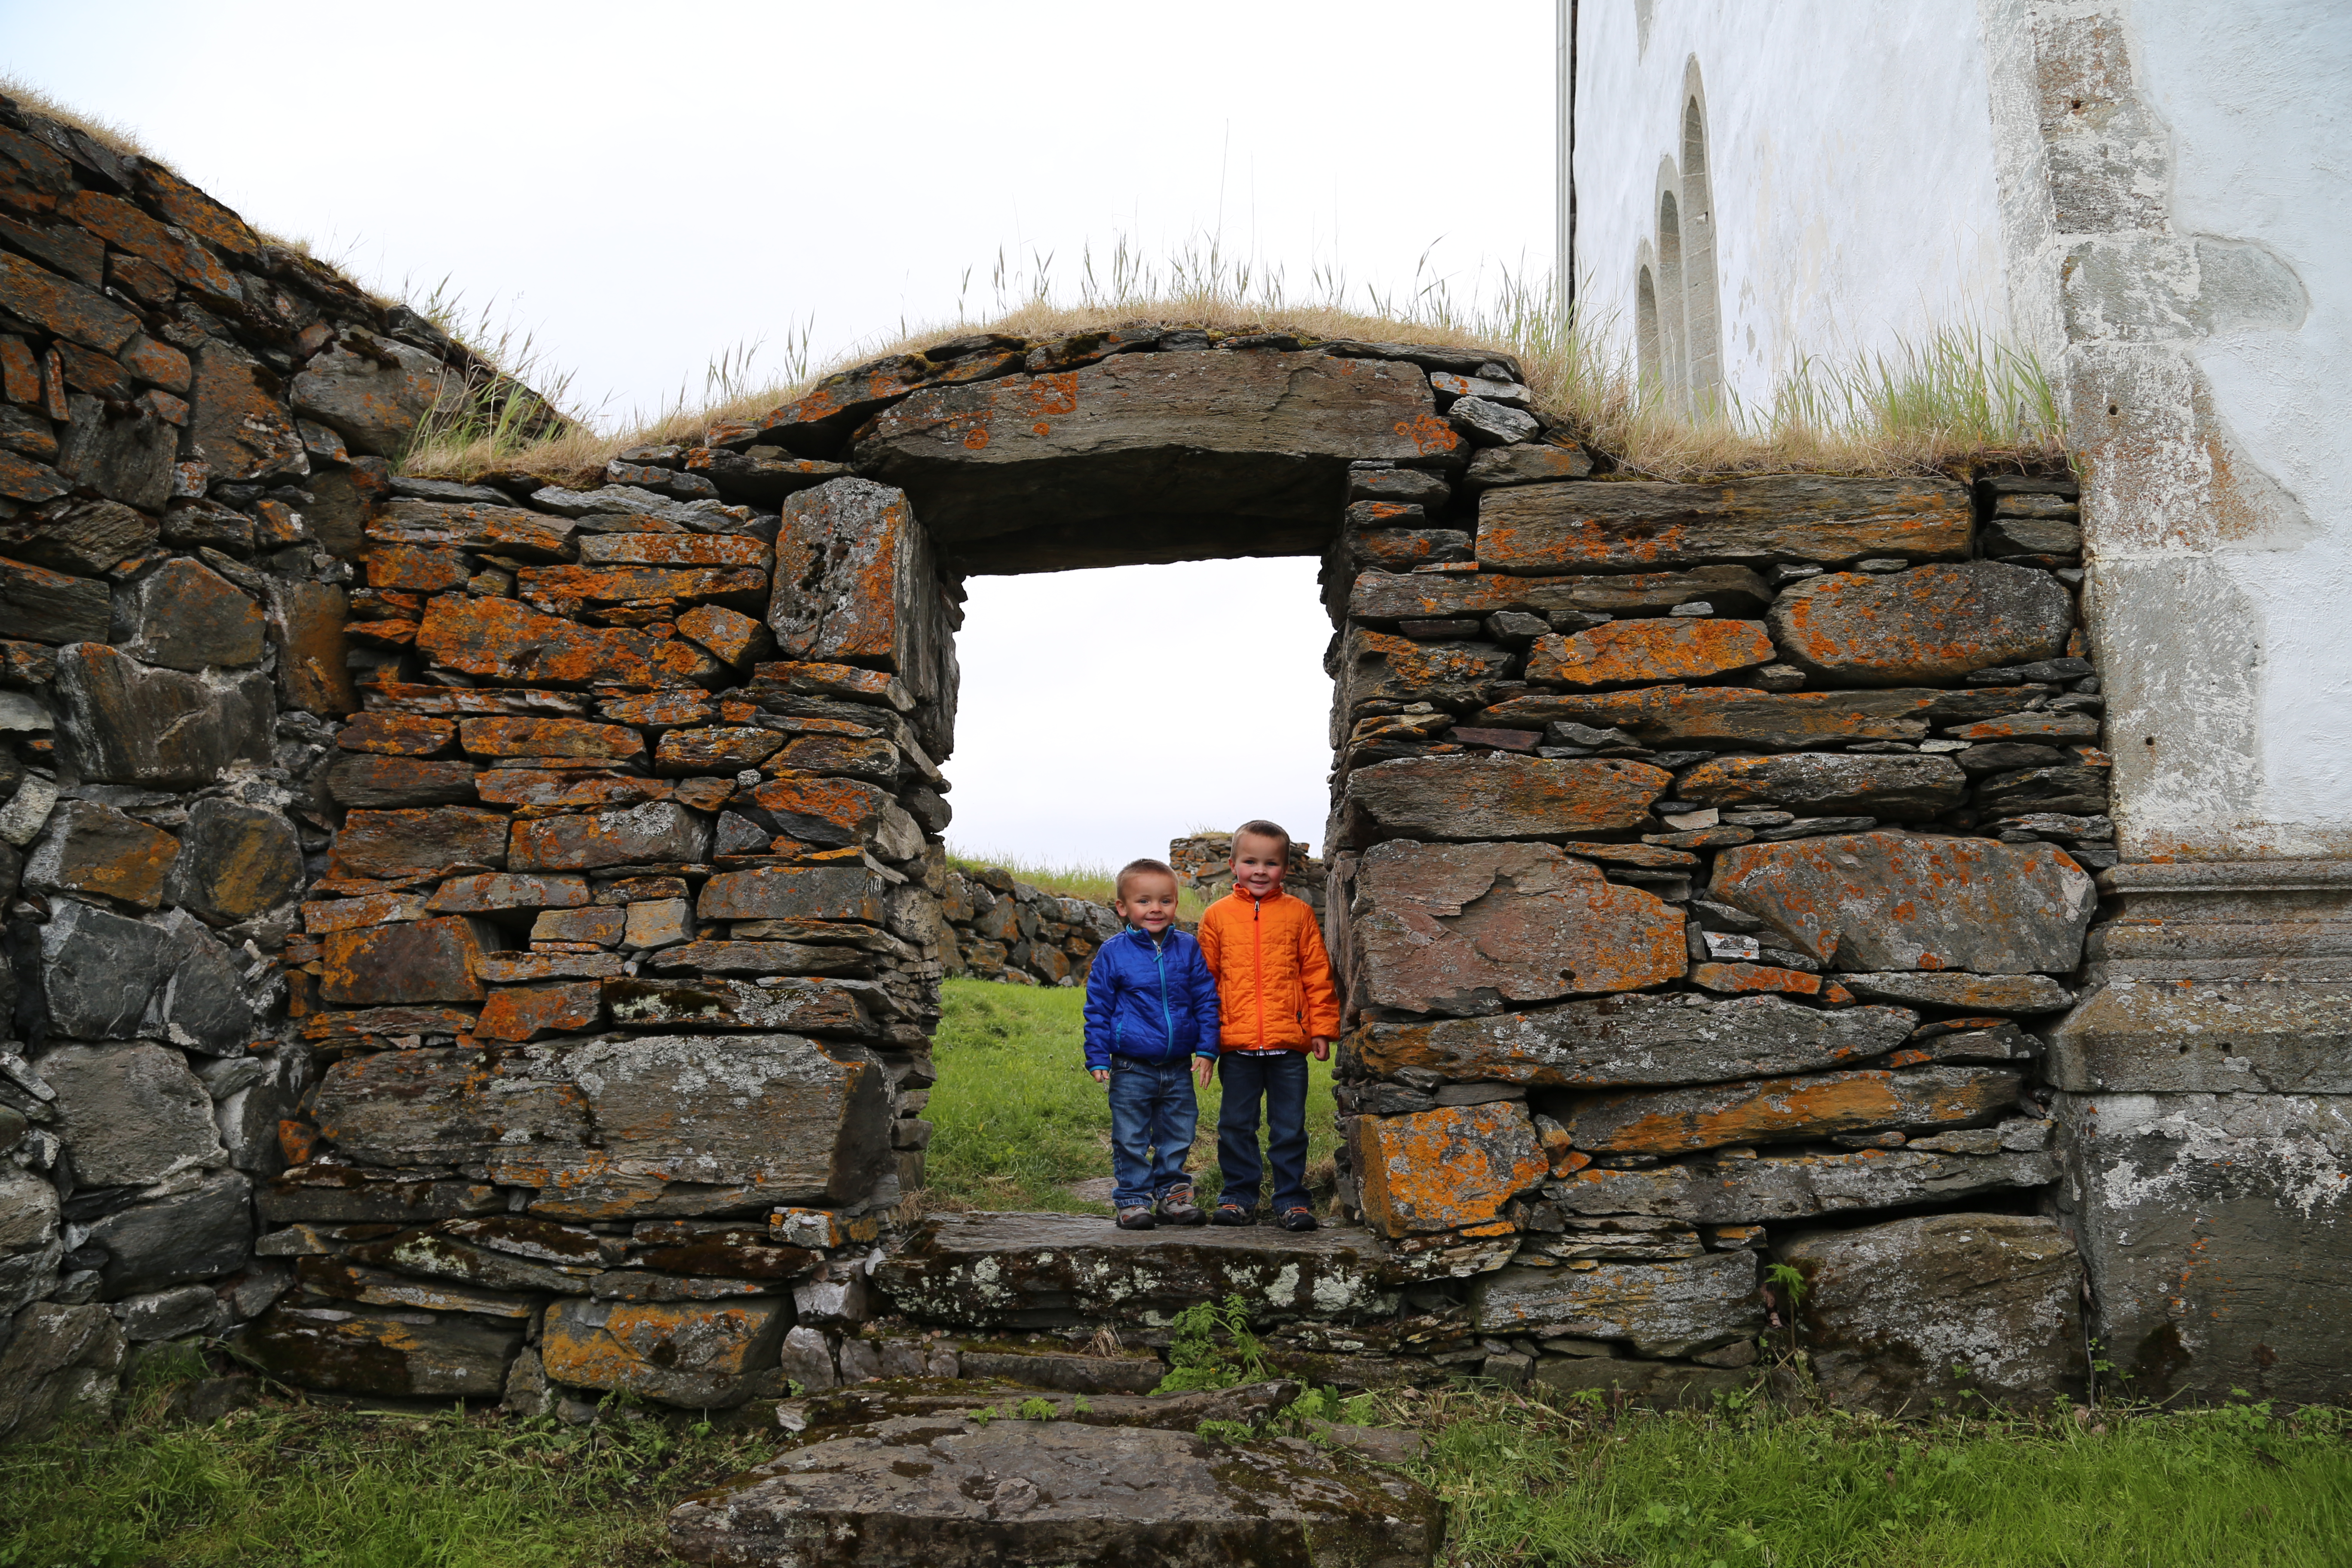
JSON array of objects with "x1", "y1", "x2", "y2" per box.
[
  {"x1": 1229, "y1": 831, "x2": 1288, "y2": 900},
  {"x1": 1115, "y1": 869, "x2": 1182, "y2": 934}
]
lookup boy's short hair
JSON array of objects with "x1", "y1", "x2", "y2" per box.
[
  {"x1": 1231, "y1": 819, "x2": 1292, "y2": 859},
  {"x1": 1115, "y1": 857, "x2": 1178, "y2": 900}
]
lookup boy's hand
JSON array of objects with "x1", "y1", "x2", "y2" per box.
[
  {"x1": 1309, "y1": 1037, "x2": 1332, "y2": 1062},
  {"x1": 1194, "y1": 1056, "x2": 1216, "y2": 1087},
  {"x1": 1090, "y1": 1068, "x2": 1109, "y2": 1084}
]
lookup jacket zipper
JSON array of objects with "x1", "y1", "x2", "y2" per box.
[
  {"x1": 1253, "y1": 894, "x2": 1267, "y2": 1048},
  {"x1": 1150, "y1": 931, "x2": 1174, "y2": 1049}
]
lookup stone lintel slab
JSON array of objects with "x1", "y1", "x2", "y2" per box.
[
  {"x1": 871, "y1": 1212, "x2": 1404, "y2": 1329},
  {"x1": 2048, "y1": 981, "x2": 2352, "y2": 1093}
]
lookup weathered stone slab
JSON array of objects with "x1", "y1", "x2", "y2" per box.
[
  {"x1": 1339, "y1": 629, "x2": 1514, "y2": 713},
  {"x1": 875, "y1": 1212, "x2": 1401, "y2": 1329},
  {"x1": 0, "y1": 1166, "x2": 62, "y2": 1317},
  {"x1": 1710, "y1": 832, "x2": 2096, "y2": 974},
  {"x1": 475, "y1": 1034, "x2": 891, "y2": 1215},
  {"x1": 40, "y1": 1041, "x2": 224, "y2": 1187},
  {"x1": 1478, "y1": 477, "x2": 1970, "y2": 574},
  {"x1": 186, "y1": 343, "x2": 307, "y2": 481},
  {"x1": 295, "y1": 1256, "x2": 543, "y2": 1318},
  {"x1": 22, "y1": 799, "x2": 179, "y2": 908},
  {"x1": 1349, "y1": 564, "x2": 1770, "y2": 625},
  {"x1": 949, "y1": 1346, "x2": 1167, "y2": 1395},
  {"x1": 1769, "y1": 563, "x2": 2073, "y2": 685},
  {"x1": 1525, "y1": 619, "x2": 1776, "y2": 688},
  {"x1": 1347, "y1": 840, "x2": 1684, "y2": 1015},
  {"x1": 854, "y1": 351, "x2": 1456, "y2": 549},
  {"x1": 542, "y1": 1297, "x2": 788, "y2": 1407},
  {"x1": 458, "y1": 716, "x2": 644, "y2": 762},
  {"x1": 369, "y1": 502, "x2": 581, "y2": 561},
  {"x1": 312, "y1": 1047, "x2": 586, "y2": 1166},
  {"x1": 327, "y1": 757, "x2": 482, "y2": 808},
  {"x1": 167, "y1": 797, "x2": 302, "y2": 921},
  {"x1": 292, "y1": 337, "x2": 458, "y2": 457},
  {"x1": 54, "y1": 645, "x2": 273, "y2": 786},
  {"x1": 112, "y1": 557, "x2": 265, "y2": 671},
  {"x1": 1843, "y1": 972, "x2": 2076, "y2": 1014},
  {"x1": 1467, "y1": 1251, "x2": 1762, "y2": 1354},
  {"x1": 2054, "y1": 1091, "x2": 2352, "y2": 1405},
  {"x1": 330, "y1": 806, "x2": 508, "y2": 879},
  {"x1": 474, "y1": 981, "x2": 603, "y2": 1042},
  {"x1": 319, "y1": 916, "x2": 492, "y2": 1005},
  {"x1": 1562, "y1": 1066, "x2": 2021, "y2": 1154},
  {"x1": 241, "y1": 1305, "x2": 521, "y2": 1398},
  {"x1": 1546, "y1": 1136, "x2": 2056, "y2": 1222},
  {"x1": 1782, "y1": 1214, "x2": 2085, "y2": 1414},
  {"x1": 603, "y1": 977, "x2": 869, "y2": 1035},
  {"x1": 32, "y1": 901, "x2": 251, "y2": 1051},
  {"x1": 698, "y1": 864, "x2": 889, "y2": 924},
  {"x1": 425, "y1": 872, "x2": 591, "y2": 913},
  {"x1": 0, "y1": 554, "x2": 112, "y2": 644},
  {"x1": 507, "y1": 802, "x2": 708, "y2": 872},
  {"x1": 344, "y1": 1220, "x2": 603, "y2": 1294},
  {"x1": 1352, "y1": 993, "x2": 1917, "y2": 1088},
  {"x1": 415, "y1": 595, "x2": 652, "y2": 687},
  {"x1": 85, "y1": 1169, "x2": 252, "y2": 1295},
  {"x1": 1475, "y1": 686, "x2": 1940, "y2": 751},
  {"x1": 0, "y1": 1303, "x2": 127, "y2": 1443},
  {"x1": 259, "y1": 1163, "x2": 500, "y2": 1224},
  {"x1": 752, "y1": 773, "x2": 919, "y2": 857},
  {"x1": 667, "y1": 1415, "x2": 1446, "y2": 1568},
  {"x1": 2047, "y1": 981, "x2": 2352, "y2": 1093},
  {"x1": 767, "y1": 478, "x2": 947, "y2": 694},
  {"x1": 1351, "y1": 1102, "x2": 1548, "y2": 1236},
  {"x1": 1338, "y1": 755, "x2": 1668, "y2": 845},
  {"x1": 0, "y1": 499, "x2": 155, "y2": 577},
  {"x1": 1675, "y1": 753, "x2": 1968, "y2": 818}
]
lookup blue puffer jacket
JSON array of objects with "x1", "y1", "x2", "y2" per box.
[{"x1": 1082, "y1": 926, "x2": 1222, "y2": 1071}]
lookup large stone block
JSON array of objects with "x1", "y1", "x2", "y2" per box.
[
  {"x1": 1561, "y1": 1065, "x2": 2023, "y2": 1155},
  {"x1": 0, "y1": 499, "x2": 156, "y2": 577},
  {"x1": 666, "y1": 1412, "x2": 1446, "y2": 1568},
  {"x1": 1545, "y1": 1135, "x2": 2057, "y2": 1222},
  {"x1": 290, "y1": 334, "x2": 456, "y2": 456},
  {"x1": 54, "y1": 644, "x2": 274, "y2": 786},
  {"x1": 326, "y1": 756, "x2": 482, "y2": 808},
  {"x1": 1477, "y1": 476, "x2": 1971, "y2": 573},
  {"x1": 604, "y1": 977, "x2": 869, "y2": 1035},
  {"x1": 752, "y1": 774, "x2": 920, "y2": 857},
  {"x1": 2048, "y1": 981, "x2": 2352, "y2": 1093},
  {"x1": 1769, "y1": 563, "x2": 2074, "y2": 685},
  {"x1": 854, "y1": 351, "x2": 1456, "y2": 562},
  {"x1": 766, "y1": 478, "x2": 940, "y2": 683},
  {"x1": 55, "y1": 396, "x2": 176, "y2": 511},
  {"x1": 320, "y1": 916, "x2": 493, "y2": 1005},
  {"x1": 1352, "y1": 993, "x2": 1917, "y2": 1089},
  {"x1": 1350, "y1": 1101, "x2": 1547, "y2": 1236},
  {"x1": 111, "y1": 558, "x2": 265, "y2": 671},
  {"x1": 1467, "y1": 1252, "x2": 1762, "y2": 1354},
  {"x1": 415, "y1": 595, "x2": 653, "y2": 687},
  {"x1": 264, "y1": 577, "x2": 359, "y2": 717},
  {"x1": 1346, "y1": 840, "x2": 1684, "y2": 1015},
  {"x1": 458, "y1": 716, "x2": 645, "y2": 762},
  {"x1": 1837, "y1": 972, "x2": 2076, "y2": 1014},
  {"x1": 541, "y1": 1297, "x2": 788, "y2": 1407},
  {"x1": 2055, "y1": 1091, "x2": 2352, "y2": 1405},
  {"x1": 331, "y1": 805, "x2": 509, "y2": 880},
  {"x1": 41, "y1": 1041, "x2": 224, "y2": 1187},
  {"x1": 32, "y1": 901, "x2": 252, "y2": 1052},
  {"x1": 22, "y1": 799, "x2": 179, "y2": 909},
  {"x1": 1475, "y1": 686, "x2": 1944, "y2": 751},
  {"x1": 1780, "y1": 1214, "x2": 2085, "y2": 1414},
  {"x1": 1336, "y1": 755, "x2": 1668, "y2": 845},
  {"x1": 85, "y1": 1168, "x2": 251, "y2": 1296},
  {"x1": 165, "y1": 798, "x2": 303, "y2": 921},
  {"x1": 186, "y1": 342, "x2": 307, "y2": 482},
  {"x1": 1710, "y1": 832, "x2": 2097, "y2": 974},
  {"x1": 507, "y1": 800, "x2": 709, "y2": 871},
  {"x1": 0, "y1": 1303, "x2": 127, "y2": 1443},
  {"x1": 698, "y1": 864, "x2": 889, "y2": 924},
  {"x1": 1676, "y1": 752, "x2": 1969, "y2": 818},
  {"x1": 1525, "y1": 619, "x2": 1776, "y2": 688},
  {"x1": 368, "y1": 499, "x2": 577, "y2": 560},
  {"x1": 873, "y1": 1211, "x2": 1399, "y2": 1329},
  {"x1": 0, "y1": 1166, "x2": 63, "y2": 1317},
  {"x1": 0, "y1": 251, "x2": 141, "y2": 352},
  {"x1": 517, "y1": 563, "x2": 769, "y2": 608},
  {"x1": 241, "y1": 1305, "x2": 522, "y2": 1398},
  {"x1": 312, "y1": 1047, "x2": 588, "y2": 1167}
]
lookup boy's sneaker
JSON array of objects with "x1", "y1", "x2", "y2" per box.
[
  {"x1": 1210, "y1": 1203, "x2": 1257, "y2": 1227},
  {"x1": 1278, "y1": 1206, "x2": 1319, "y2": 1233},
  {"x1": 1116, "y1": 1206, "x2": 1157, "y2": 1230},
  {"x1": 1157, "y1": 1188, "x2": 1207, "y2": 1226}
]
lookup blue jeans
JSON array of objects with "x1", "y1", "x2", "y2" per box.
[
  {"x1": 1216, "y1": 1052, "x2": 1310, "y2": 1214},
  {"x1": 1107, "y1": 1055, "x2": 1200, "y2": 1211}
]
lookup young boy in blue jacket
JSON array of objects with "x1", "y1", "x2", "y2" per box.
[{"x1": 1083, "y1": 858, "x2": 1222, "y2": 1230}]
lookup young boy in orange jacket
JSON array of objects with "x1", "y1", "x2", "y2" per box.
[{"x1": 1195, "y1": 819, "x2": 1341, "y2": 1232}]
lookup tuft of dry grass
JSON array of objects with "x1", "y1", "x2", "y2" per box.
[{"x1": 402, "y1": 236, "x2": 2068, "y2": 488}]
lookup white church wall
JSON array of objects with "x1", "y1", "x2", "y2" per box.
[{"x1": 1573, "y1": 0, "x2": 2007, "y2": 412}]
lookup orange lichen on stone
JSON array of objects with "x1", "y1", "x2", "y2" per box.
[
  {"x1": 458, "y1": 717, "x2": 645, "y2": 761},
  {"x1": 1525, "y1": 618, "x2": 1776, "y2": 689},
  {"x1": 1688, "y1": 962, "x2": 1857, "y2": 1004},
  {"x1": 320, "y1": 915, "x2": 491, "y2": 1005},
  {"x1": 475, "y1": 982, "x2": 603, "y2": 1043},
  {"x1": 337, "y1": 713, "x2": 455, "y2": 756},
  {"x1": 1561, "y1": 1066, "x2": 2023, "y2": 1154},
  {"x1": 516, "y1": 564, "x2": 768, "y2": 607},
  {"x1": 416, "y1": 596, "x2": 653, "y2": 688},
  {"x1": 1350, "y1": 1100, "x2": 1547, "y2": 1237}
]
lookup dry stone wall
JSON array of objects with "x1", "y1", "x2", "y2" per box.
[{"x1": 938, "y1": 863, "x2": 1118, "y2": 987}]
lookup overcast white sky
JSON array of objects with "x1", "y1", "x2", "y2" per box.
[{"x1": 5, "y1": 1, "x2": 1556, "y2": 869}]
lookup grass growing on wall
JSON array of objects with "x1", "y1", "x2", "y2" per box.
[{"x1": 922, "y1": 977, "x2": 1339, "y2": 1214}]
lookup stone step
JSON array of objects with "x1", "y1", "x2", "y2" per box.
[{"x1": 872, "y1": 1211, "x2": 1405, "y2": 1329}]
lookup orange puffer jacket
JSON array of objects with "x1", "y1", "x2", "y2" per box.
[{"x1": 1196, "y1": 889, "x2": 1343, "y2": 1051}]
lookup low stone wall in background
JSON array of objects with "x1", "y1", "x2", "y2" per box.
[{"x1": 939, "y1": 863, "x2": 1118, "y2": 987}]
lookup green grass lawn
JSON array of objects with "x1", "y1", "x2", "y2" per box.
[{"x1": 923, "y1": 976, "x2": 1339, "y2": 1214}]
